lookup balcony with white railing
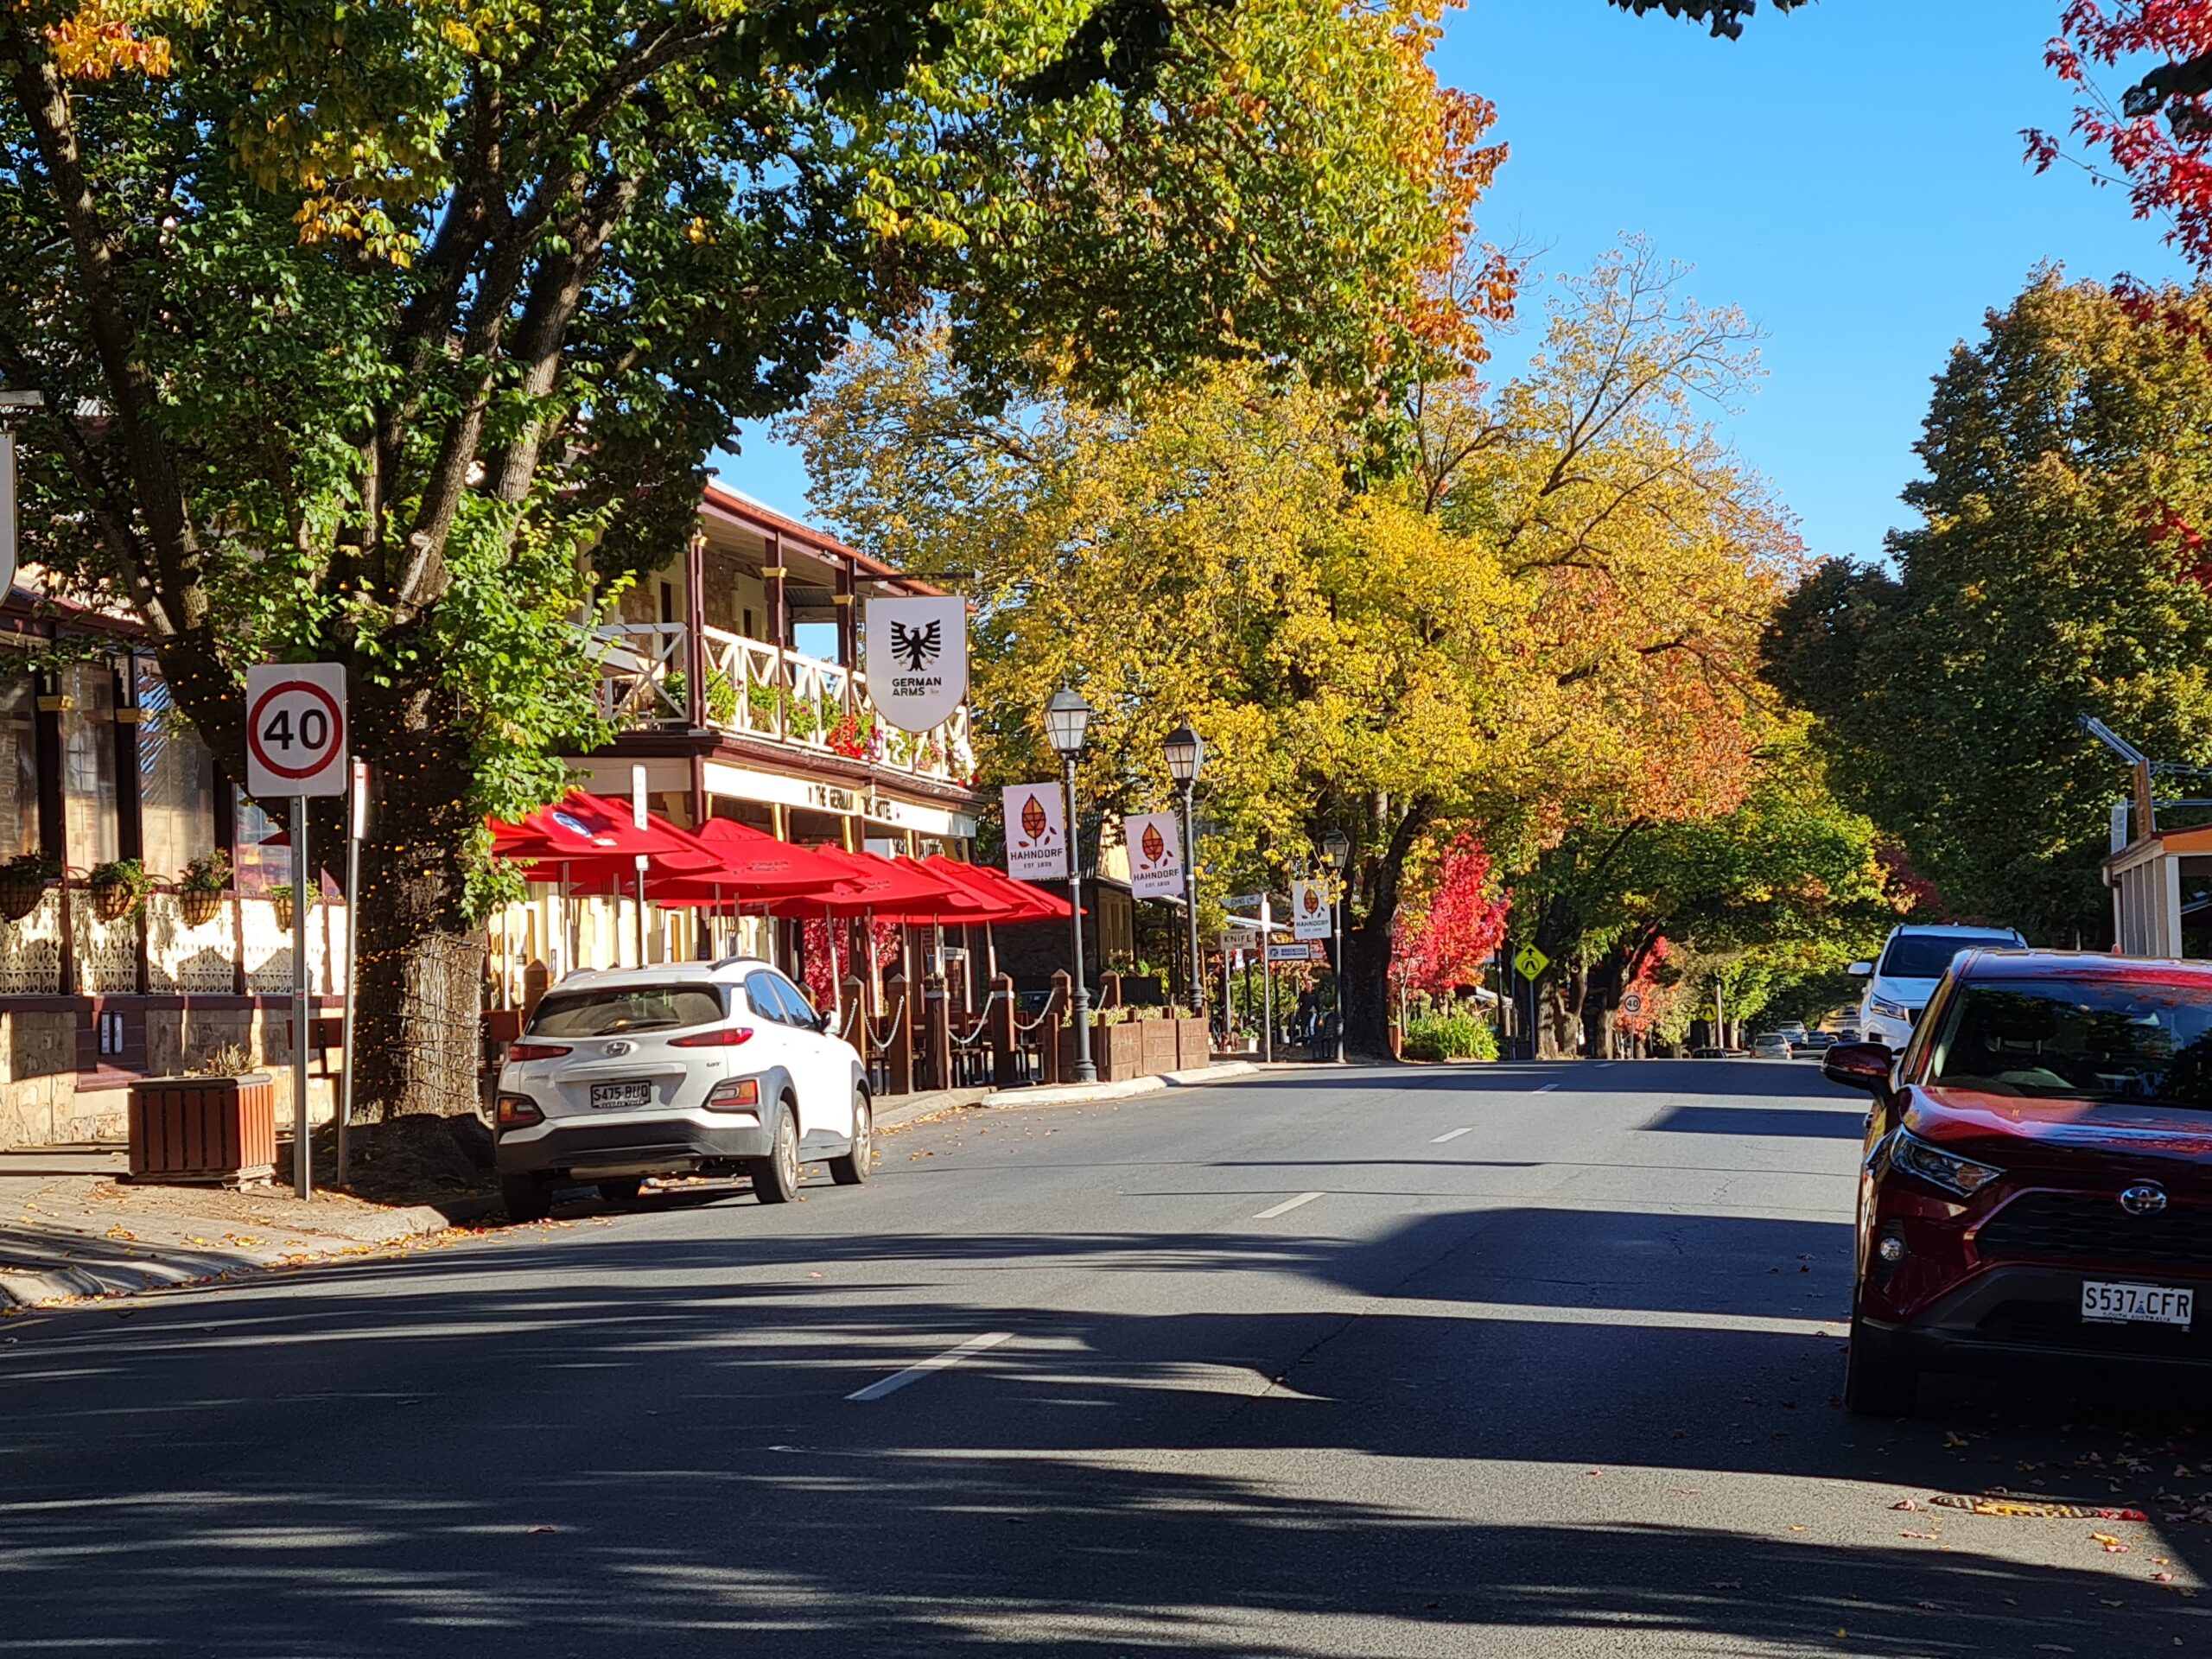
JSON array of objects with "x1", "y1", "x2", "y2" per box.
[{"x1": 594, "y1": 622, "x2": 976, "y2": 789}]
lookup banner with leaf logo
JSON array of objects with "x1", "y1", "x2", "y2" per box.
[
  {"x1": 1001, "y1": 784, "x2": 1067, "y2": 880},
  {"x1": 1123, "y1": 812, "x2": 1184, "y2": 899}
]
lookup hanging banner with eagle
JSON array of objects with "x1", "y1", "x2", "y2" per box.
[
  {"x1": 866, "y1": 595, "x2": 969, "y2": 733},
  {"x1": 1001, "y1": 784, "x2": 1067, "y2": 880},
  {"x1": 1122, "y1": 812, "x2": 1185, "y2": 900}
]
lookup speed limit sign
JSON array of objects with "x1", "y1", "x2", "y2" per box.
[{"x1": 245, "y1": 663, "x2": 349, "y2": 798}]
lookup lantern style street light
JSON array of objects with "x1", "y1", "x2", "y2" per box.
[
  {"x1": 1322, "y1": 829, "x2": 1351, "y2": 1064},
  {"x1": 1046, "y1": 686, "x2": 1097, "y2": 1084},
  {"x1": 1163, "y1": 722, "x2": 1205, "y2": 1021}
]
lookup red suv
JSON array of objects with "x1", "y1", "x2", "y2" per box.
[{"x1": 1825, "y1": 950, "x2": 2212, "y2": 1414}]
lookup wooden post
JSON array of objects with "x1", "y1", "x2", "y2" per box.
[
  {"x1": 839, "y1": 973, "x2": 865, "y2": 1047},
  {"x1": 989, "y1": 971, "x2": 1018, "y2": 1090},
  {"x1": 884, "y1": 968, "x2": 913, "y2": 1096},
  {"x1": 922, "y1": 969, "x2": 952, "y2": 1093},
  {"x1": 1046, "y1": 968, "x2": 1071, "y2": 1085}
]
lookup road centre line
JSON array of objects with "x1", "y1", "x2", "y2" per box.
[
  {"x1": 847, "y1": 1332, "x2": 1013, "y2": 1402},
  {"x1": 1253, "y1": 1191, "x2": 1325, "y2": 1220},
  {"x1": 1431, "y1": 1126, "x2": 1478, "y2": 1144}
]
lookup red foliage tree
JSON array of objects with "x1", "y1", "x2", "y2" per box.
[
  {"x1": 1392, "y1": 834, "x2": 1511, "y2": 997},
  {"x1": 2035, "y1": 4, "x2": 2212, "y2": 270}
]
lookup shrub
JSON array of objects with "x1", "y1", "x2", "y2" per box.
[{"x1": 1402, "y1": 1011, "x2": 1497, "y2": 1063}]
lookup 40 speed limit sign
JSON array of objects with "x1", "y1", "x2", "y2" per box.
[{"x1": 245, "y1": 663, "x2": 349, "y2": 798}]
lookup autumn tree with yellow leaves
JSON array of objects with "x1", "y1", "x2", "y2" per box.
[{"x1": 792, "y1": 244, "x2": 1803, "y2": 1051}]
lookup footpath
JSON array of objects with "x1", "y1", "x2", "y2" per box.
[{"x1": 0, "y1": 1059, "x2": 1281, "y2": 1313}]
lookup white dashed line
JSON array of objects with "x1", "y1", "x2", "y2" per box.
[
  {"x1": 1431, "y1": 1126, "x2": 1478, "y2": 1144},
  {"x1": 1535, "y1": 1083, "x2": 1560, "y2": 1093},
  {"x1": 1253, "y1": 1191, "x2": 1325, "y2": 1220},
  {"x1": 846, "y1": 1332, "x2": 1013, "y2": 1402}
]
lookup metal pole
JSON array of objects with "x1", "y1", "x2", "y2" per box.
[
  {"x1": 1332, "y1": 887, "x2": 1345, "y2": 1064},
  {"x1": 292, "y1": 796, "x2": 312, "y2": 1200},
  {"x1": 1065, "y1": 755, "x2": 1096, "y2": 1084},
  {"x1": 1261, "y1": 895, "x2": 1274, "y2": 1066},
  {"x1": 633, "y1": 853, "x2": 649, "y2": 966},
  {"x1": 1179, "y1": 781, "x2": 1203, "y2": 1019},
  {"x1": 336, "y1": 763, "x2": 364, "y2": 1185}
]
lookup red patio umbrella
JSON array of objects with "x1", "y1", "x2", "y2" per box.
[
  {"x1": 919, "y1": 855, "x2": 1073, "y2": 921},
  {"x1": 631, "y1": 820, "x2": 861, "y2": 906},
  {"x1": 765, "y1": 848, "x2": 998, "y2": 922},
  {"x1": 492, "y1": 790, "x2": 722, "y2": 880}
]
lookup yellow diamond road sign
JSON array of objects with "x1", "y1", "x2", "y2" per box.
[{"x1": 1513, "y1": 944, "x2": 1549, "y2": 981}]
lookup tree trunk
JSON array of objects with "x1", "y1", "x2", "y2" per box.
[
  {"x1": 347, "y1": 685, "x2": 486, "y2": 1120},
  {"x1": 1344, "y1": 798, "x2": 1435, "y2": 1058}
]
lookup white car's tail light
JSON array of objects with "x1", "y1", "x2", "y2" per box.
[
  {"x1": 506, "y1": 1041, "x2": 573, "y2": 1062},
  {"x1": 706, "y1": 1077, "x2": 760, "y2": 1111},
  {"x1": 496, "y1": 1093, "x2": 544, "y2": 1129},
  {"x1": 671, "y1": 1026, "x2": 755, "y2": 1048}
]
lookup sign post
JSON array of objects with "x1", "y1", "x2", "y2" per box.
[
  {"x1": 336, "y1": 760, "x2": 367, "y2": 1186},
  {"x1": 246, "y1": 664, "x2": 349, "y2": 1200}
]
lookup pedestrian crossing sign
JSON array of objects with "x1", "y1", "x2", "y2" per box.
[{"x1": 1514, "y1": 944, "x2": 1549, "y2": 981}]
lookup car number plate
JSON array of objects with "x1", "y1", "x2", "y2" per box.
[
  {"x1": 589, "y1": 1081, "x2": 652, "y2": 1111},
  {"x1": 2082, "y1": 1281, "x2": 2195, "y2": 1327}
]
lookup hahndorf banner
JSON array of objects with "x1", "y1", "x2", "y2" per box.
[
  {"x1": 866, "y1": 595, "x2": 969, "y2": 733},
  {"x1": 1292, "y1": 876, "x2": 1332, "y2": 941},
  {"x1": 1002, "y1": 784, "x2": 1068, "y2": 880},
  {"x1": 1123, "y1": 812, "x2": 1185, "y2": 900}
]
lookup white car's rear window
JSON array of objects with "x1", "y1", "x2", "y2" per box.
[{"x1": 529, "y1": 986, "x2": 724, "y2": 1037}]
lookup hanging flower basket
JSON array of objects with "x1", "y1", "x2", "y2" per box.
[
  {"x1": 269, "y1": 882, "x2": 315, "y2": 933},
  {"x1": 175, "y1": 850, "x2": 232, "y2": 929},
  {"x1": 91, "y1": 880, "x2": 137, "y2": 921},
  {"x1": 0, "y1": 855, "x2": 52, "y2": 923}
]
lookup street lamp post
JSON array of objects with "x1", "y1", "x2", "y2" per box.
[
  {"x1": 1322, "y1": 830, "x2": 1351, "y2": 1064},
  {"x1": 1163, "y1": 722, "x2": 1205, "y2": 1023},
  {"x1": 1046, "y1": 686, "x2": 1097, "y2": 1084}
]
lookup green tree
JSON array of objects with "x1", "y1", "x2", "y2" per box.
[
  {"x1": 1764, "y1": 272, "x2": 2212, "y2": 942},
  {"x1": 1508, "y1": 723, "x2": 1896, "y2": 1053},
  {"x1": 0, "y1": 0, "x2": 1499, "y2": 1113}
]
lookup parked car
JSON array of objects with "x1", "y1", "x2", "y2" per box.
[
  {"x1": 1826, "y1": 949, "x2": 2212, "y2": 1414},
  {"x1": 493, "y1": 959, "x2": 870, "y2": 1220},
  {"x1": 1800, "y1": 1031, "x2": 1838, "y2": 1054},
  {"x1": 1750, "y1": 1032, "x2": 1794, "y2": 1059},
  {"x1": 1850, "y1": 923, "x2": 2027, "y2": 1052}
]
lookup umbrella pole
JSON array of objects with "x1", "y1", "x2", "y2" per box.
[{"x1": 826, "y1": 904, "x2": 842, "y2": 1026}]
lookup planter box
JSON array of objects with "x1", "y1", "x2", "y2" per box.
[
  {"x1": 1096, "y1": 1021, "x2": 1146, "y2": 1082},
  {"x1": 1139, "y1": 1019, "x2": 1178, "y2": 1077},
  {"x1": 127, "y1": 1073, "x2": 276, "y2": 1186},
  {"x1": 1174, "y1": 1016, "x2": 1210, "y2": 1071}
]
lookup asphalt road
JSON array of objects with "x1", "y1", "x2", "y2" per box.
[{"x1": 3, "y1": 1059, "x2": 2209, "y2": 1657}]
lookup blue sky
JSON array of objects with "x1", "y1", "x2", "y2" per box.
[{"x1": 720, "y1": 0, "x2": 2189, "y2": 566}]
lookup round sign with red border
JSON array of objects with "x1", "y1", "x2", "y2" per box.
[{"x1": 245, "y1": 664, "x2": 349, "y2": 798}]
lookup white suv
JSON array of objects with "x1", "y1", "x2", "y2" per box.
[
  {"x1": 1849, "y1": 923, "x2": 2027, "y2": 1051},
  {"x1": 493, "y1": 958, "x2": 869, "y2": 1220}
]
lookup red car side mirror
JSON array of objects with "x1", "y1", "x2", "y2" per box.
[{"x1": 1822, "y1": 1040, "x2": 1893, "y2": 1092}]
